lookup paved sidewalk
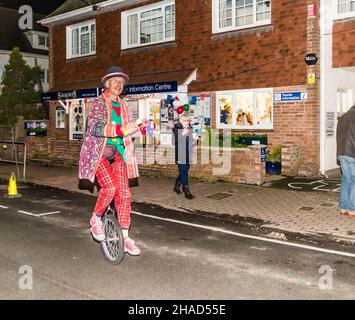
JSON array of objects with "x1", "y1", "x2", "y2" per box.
[{"x1": 1, "y1": 163, "x2": 355, "y2": 244}]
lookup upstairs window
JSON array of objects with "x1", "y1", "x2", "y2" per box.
[
  {"x1": 213, "y1": 0, "x2": 271, "y2": 33},
  {"x1": 338, "y1": 0, "x2": 355, "y2": 14},
  {"x1": 66, "y1": 20, "x2": 96, "y2": 59},
  {"x1": 122, "y1": 0, "x2": 175, "y2": 49},
  {"x1": 38, "y1": 35, "x2": 48, "y2": 48}
]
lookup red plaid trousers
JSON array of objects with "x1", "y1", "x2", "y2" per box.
[{"x1": 93, "y1": 153, "x2": 131, "y2": 229}]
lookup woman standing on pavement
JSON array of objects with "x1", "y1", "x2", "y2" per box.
[{"x1": 172, "y1": 113, "x2": 196, "y2": 199}]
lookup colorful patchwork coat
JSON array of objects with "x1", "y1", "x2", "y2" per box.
[{"x1": 78, "y1": 90, "x2": 139, "y2": 182}]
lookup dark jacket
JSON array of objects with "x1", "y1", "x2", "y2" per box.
[
  {"x1": 336, "y1": 105, "x2": 355, "y2": 159},
  {"x1": 173, "y1": 122, "x2": 193, "y2": 164}
]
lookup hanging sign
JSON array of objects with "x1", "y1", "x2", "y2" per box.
[
  {"x1": 308, "y1": 3, "x2": 316, "y2": 17},
  {"x1": 305, "y1": 53, "x2": 318, "y2": 66}
]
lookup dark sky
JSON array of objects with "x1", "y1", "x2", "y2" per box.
[{"x1": 0, "y1": 0, "x2": 67, "y2": 14}]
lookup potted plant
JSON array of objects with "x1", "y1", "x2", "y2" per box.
[{"x1": 266, "y1": 145, "x2": 282, "y2": 175}]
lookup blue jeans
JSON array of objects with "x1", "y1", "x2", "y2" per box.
[
  {"x1": 177, "y1": 164, "x2": 190, "y2": 186},
  {"x1": 339, "y1": 155, "x2": 355, "y2": 211}
]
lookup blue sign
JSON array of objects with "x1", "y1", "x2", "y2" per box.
[
  {"x1": 41, "y1": 88, "x2": 99, "y2": 101},
  {"x1": 261, "y1": 147, "x2": 267, "y2": 163},
  {"x1": 124, "y1": 81, "x2": 178, "y2": 95},
  {"x1": 274, "y1": 92, "x2": 307, "y2": 102},
  {"x1": 24, "y1": 121, "x2": 47, "y2": 137}
]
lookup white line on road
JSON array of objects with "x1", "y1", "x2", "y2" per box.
[
  {"x1": 17, "y1": 210, "x2": 38, "y2": 217},
  {"x1": 37, "y1": 211, "x2": 61, "y2": 217},
  {"x1": 0, "y1": 205, "x2": 8, "y2": 209},
  {"x1": 17, "y1": 210, "x2": 61, "y2": 217},
  {"x1": 132, "y1": 210, "x2": 355, "y2": 258}
]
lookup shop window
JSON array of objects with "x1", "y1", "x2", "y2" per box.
[
  {"x1": 122, "y1": 0, "x2": 175, "y2": 49},
  {"x1": 219, "y1": 94, "x2": 233, "y2": 125},
  {"x1": 217, "y1": 88, "x2": 273, "y2": 129},
  {"x1": 69, "y1": 99, "x2": 92, "y2": 140},
  {"x1": 56, "y1": 107, "x2": 65, "y2": 129},
  {"x1": 66, "y1": 20, "x2": 96, "y2": 59},
  {"x1": 213, "y1": 0, "x2": 271, "y2": 34}
]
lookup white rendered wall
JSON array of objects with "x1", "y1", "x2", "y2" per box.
[{"x1": 320, "y1": 0, "x2": 355, "y2": 173}]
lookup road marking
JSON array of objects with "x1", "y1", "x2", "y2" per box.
[
  {"x1": 0, "y1": 205, "x2": 8, "y2": 209},
  {"x1": 18, "y1": 210, "x2": 37, "y2": 217},
  {"x1": 17, "y1": 210, "x2": 61, "y2": 217},
  {"x1": 37, "y1": 211, "x2": 61, "y2": 217},
  {"x1": 132, "y1": 211, "x2": 355, "y2": 258}
]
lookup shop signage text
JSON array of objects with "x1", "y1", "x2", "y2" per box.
[
  {"x1": 24, "y1": 120, "x2": 47, "y2": 137},
  {"x1": 124, "y1": 81, "x2": 178, "y2": 95},
  {"x1": 41, "y1": 88, "x2": 99, "y2": 101},
  {"x1": 305, "y1": 53, "x2": 318, "y2": 66},
  {"x1": 274, "y1": 92, "x2": 307, "y2": 102}
]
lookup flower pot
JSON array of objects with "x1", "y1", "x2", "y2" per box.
[{"x1": 266, "y1": 161, "x2": 281, "y2": 175}]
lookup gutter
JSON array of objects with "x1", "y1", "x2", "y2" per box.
[{"x1": 38, "y1": 0, "x2": 141, "y2": 26}]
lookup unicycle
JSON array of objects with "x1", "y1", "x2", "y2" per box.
[{"x1": 100, "y1": 201, "x2": 125, "y2": 265}]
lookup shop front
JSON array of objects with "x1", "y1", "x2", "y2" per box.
[{"x1": 40, "y1": 68, "x2": 211, "y2": 148}]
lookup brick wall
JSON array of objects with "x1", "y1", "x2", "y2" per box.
[
  {"x1": 135, "y1": 144, "x2": 266, "y2": 185},
  {"x1": 26, "y1": 138, "x2": 265, "y2": 185},
  {"x1": 26, "y1": 137, "x2": 81, "y2": 167},
  {"x1": 281, "y1": 143, "x2": 300, "y2": 177},
  {"x1": 50, "y1": 0, "x2": 308, "y2": 92},
  {"x1": 333, "y1": 18, "x2": 355, "y2": 68}
]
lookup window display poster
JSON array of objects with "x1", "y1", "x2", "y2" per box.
[
  {"x1": 188, "y1": 95, "x2": 211, "y2": 131},
  {"x1": 160, "y1": 99, "x2": 169, "y2": 123}
]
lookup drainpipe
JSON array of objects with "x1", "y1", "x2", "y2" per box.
[{"x1": 319, "y1": 0, "x2": 326, "y2": 175}]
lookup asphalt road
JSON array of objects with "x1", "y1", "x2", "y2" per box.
[{"x1": 0, "y1": 183, "x2": 355, "y2": 300}]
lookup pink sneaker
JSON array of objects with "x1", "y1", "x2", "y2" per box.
[
  {"x1": 90, "y1": 215, "x2": 105, "y2": 242},
  {"x1": 124, "y1": 237, "x2": 141, "y2": 256}
]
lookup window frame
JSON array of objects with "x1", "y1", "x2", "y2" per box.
[
  {"x1": 121, "y1": 0, "x2": 175, "y2": 50},
  {"x1": 39, "y1": 69, "x2": 48, "y2": 84},
  {"x1": 216, "y1": 88, "x2": 274, "y2": 130},
  {"x1": 336, "y1": 0, "x2": 355, "y2": 19},
  {"x1": 212, "y1": 0, "x2": 272, "y2": 34},
  {"x1": 66, "y1": 19, "x2": 96, "y2": 60},
  {"x1": 38, "y1": 35, "x2": 48, "y2": 48},
  {"x1": 56, "y1": 107, "x2": 66, "y2": 129}
]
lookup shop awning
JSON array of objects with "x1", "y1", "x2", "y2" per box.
[{"x1": 42, "y1": 68, "x2": 197, "y2": 101}]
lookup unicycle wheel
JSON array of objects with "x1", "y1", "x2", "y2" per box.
[{"x1": 100, "y1": 214, "x2": 125, "y2": 265}]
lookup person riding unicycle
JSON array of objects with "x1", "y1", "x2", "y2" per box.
[{"x1": 78, "y1": 66, "x2": 144, "y2": 256}]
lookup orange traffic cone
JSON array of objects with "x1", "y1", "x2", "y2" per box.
[{"x1": 4, "y1": 172, "x2": 21, "y2": 198}]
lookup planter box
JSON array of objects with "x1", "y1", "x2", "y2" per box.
[{"x1": 266, "y1": 161, "x2": 281, "y2": 175}]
